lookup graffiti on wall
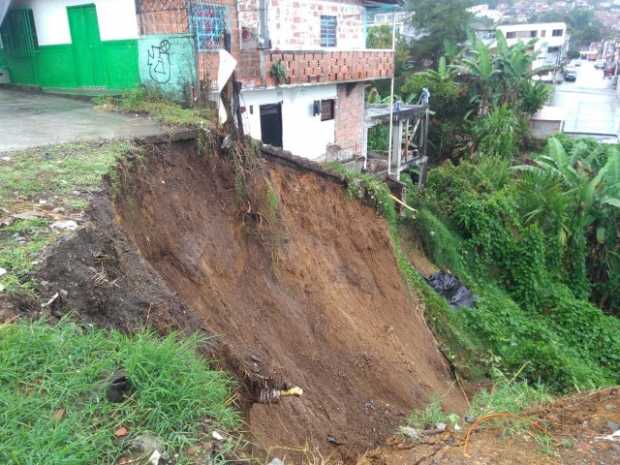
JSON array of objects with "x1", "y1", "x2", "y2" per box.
[
  {"x1": 139, "y1": 34, "x2": 195, "y2": 100},
  {"x1": 147, "y1": 39, "x2": 171, "y2": 84},
  {"x1": 190, "y1": 3, "x2": 228, "y2": 51}
]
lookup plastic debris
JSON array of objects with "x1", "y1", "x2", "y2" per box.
[
  {"x1": 258, "y1": 386, "x2": 304, "y2": 404},
  {"x1": 425, "y1": 272, "x2": 475, "y2": 309},
  {"x1": 399, "y1": 426, "x2": 419, "y2": 439},
  {"x1": 51, "y1": 220, "x2": 78, "y2": 231}
]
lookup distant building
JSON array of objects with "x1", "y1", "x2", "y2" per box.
[
  {"x1": 497, "y1": 22, "x2": 569, "y2": 70},
  {"x1": 468, "y1": 4, "x2": 504, "y2": 24}
]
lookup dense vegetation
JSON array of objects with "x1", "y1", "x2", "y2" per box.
[
  {"x1": 364, "y1": 7, "x2": 620, "y2": 394},
  {"x1": 404, "y1": 137, "x2": 620, "y2": 392}
]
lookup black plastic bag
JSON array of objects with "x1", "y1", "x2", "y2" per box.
[{"x1": 425, "y1": 271, "x2": 475, "y2": 309}]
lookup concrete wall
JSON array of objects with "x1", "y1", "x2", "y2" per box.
[
  {"x1": 241, "y1": 84, "x2": 337, "y2": 160},
  {"x1": 14, "y1": 0, "x2": 138, "y2": 45},
  {"x1": 530, "y1": 119, "x2": 563, "y2": 140},
  {"x1": 138, "y1": 34, "x2": 195, "y2": 99}
]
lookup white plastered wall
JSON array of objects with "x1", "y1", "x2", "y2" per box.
[
  {"x1": 241, "y1": 84, "x2": 337, "y2": 160},
  {"x1": 12, "y1": 0, "x2": 138, "y2": 45}
]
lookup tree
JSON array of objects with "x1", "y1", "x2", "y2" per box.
[
  {"x1": 529, "y1": 8, "x2": 606, "y2": 50},
  {"x1": 366, "y1": 24, "x2": 393, "y2": 49},
  {"x1": 405, "y1": 0, "x2": 473, "y2": 68}
]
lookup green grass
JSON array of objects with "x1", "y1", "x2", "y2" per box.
[
  {"x1": 0, "y1": 319, "x2": 239, "y2": 465},
  {"x1": 96, "y1": 88, "x2": 212, "y2": 128},
  {"x1": 0, "y1": 141, "x2": 128, "y2": 294}
]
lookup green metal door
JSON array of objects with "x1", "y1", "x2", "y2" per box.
[{"x1": 68, "y1": 4, "x2": 105, "y2": 87}]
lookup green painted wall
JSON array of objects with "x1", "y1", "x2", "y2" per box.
[
  {"x1": 3, "y1": 40, "x2": 139, "y2": 91},
  {"x1": 104, "y1": 40, "x2": 140, "y2": 90},
  {"x1": 138, "y1": 34, "x2": 195, "y2": 101},
  {"x1": 1, "y1": 6, "x2": 140, "y2": 92},
  {"x1": 0, "y1": 48, "x2": 6, "y2": 67}
]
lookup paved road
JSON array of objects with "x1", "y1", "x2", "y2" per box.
[
  {"x1": 0, "y1": 87, "x2": 163, "y2": 152},
  {"x1": 552, "y1": 61, "x2": 620, "y2": 138}
]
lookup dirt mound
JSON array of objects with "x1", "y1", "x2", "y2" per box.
[
  {"x1": 37, "y1": 134, "x2": 465, "y2": 460},
  {"x1": 359, "y1": 387, "x2": 620, "y2": 465}
]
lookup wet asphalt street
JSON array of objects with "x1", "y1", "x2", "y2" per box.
[{"x1": 553, "y1": 60, "x2": 620, "y2": 138}]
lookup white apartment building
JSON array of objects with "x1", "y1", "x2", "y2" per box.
[{"x1": 497, "y1": 22, "x2": 569, "y2": 69}]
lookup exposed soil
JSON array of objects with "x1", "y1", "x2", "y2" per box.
[
  {"x1": 358, "y1": 387, "x2": 620, "y2": 465},
  {"x1": 35, "y1": 134, "x2": 466, "y2": 461}
]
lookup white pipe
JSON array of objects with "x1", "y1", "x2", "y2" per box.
[{"x1": 386, "y1": 12, "x2": 397, "y2": 176}]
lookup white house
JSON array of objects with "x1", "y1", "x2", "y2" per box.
[{"x1": 497, "y1": 22, "x2": 569, "y2": 70}]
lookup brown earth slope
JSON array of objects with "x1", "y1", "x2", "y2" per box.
[{"x1": 37, "y1": 135, "x2": 465, "y2": 460}]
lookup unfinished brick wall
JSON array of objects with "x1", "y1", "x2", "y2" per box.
[
  {"x1": 268, "y1": 0, "x2": 365, "y2": 50},
  {"x1": 335, "y1": 82, "x2": 365, "y2": 155},
  {"x1": 137, "y1": 0, "x2": 189, "y2": 35},
  {"x1": 136, "y1": 0, "x2": 240, "y2": 84},
  {"x1": 259, "y1": 50, "x2": 393, "y2": 88}
]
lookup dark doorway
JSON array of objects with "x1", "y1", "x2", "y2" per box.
[{"x1": 260, "y1": 103, "x2": 283, "y2": 147}]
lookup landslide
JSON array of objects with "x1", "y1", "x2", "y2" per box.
[{"x1": 37, "y1": 134, "x2": 466, "y2": 459}]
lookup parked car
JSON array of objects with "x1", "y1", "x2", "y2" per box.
[
  {"x1": 563, "y1": 69, "x2": 577, "y2": 82},
  {"x1": 595, "y1": 60, "x2": 606, "y2": 69}
]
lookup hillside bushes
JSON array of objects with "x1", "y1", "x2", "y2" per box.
[{"x1": 406, "y1": 137, "x2": 620, "y2": 391}]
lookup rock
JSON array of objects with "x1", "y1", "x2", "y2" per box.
[
  {"x1": 211, "y1": 431, "x2": 224, "y2": 441},
  {"x1": 1, "y1": 156, "x2": 11, "y2": 162},
  {"x1": 399, "y1": 426, "x2": 419, "y2": 439},
  {"x1": 0, "y1": 267, "x2": 6, "y2": 278},
  {"x1": 129, "y1": 433, "x2": 165, "y2": 457},
  {"x1": 435, "y1": 422, "x2": 447, "y2": 432},
  {"x1": 51, "y1": 220, "x2": 78, "y2": 231},
  {"x1": 464, "y1": 415, "x2": 475, "y2": 423},
  {"x1": 268, "y1": 458, "x2": 285, "y2": 465},
  {"x1": 608, "y1": 421, "x2": 620, "y2": 432}
]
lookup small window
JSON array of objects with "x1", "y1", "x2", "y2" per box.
[
  {"x1": 320, "y1": 99, "x2": 335, "y2": 121},
  {"x1": 541, "y1": 30, "x2": 546, "y2": 37},
  {"x1": 320, "y1": 15, "x2": 337, "y2": 47},
  {"x1": 552, "y1": 29, "x2": 563, "y2": 37},
  {"x1": 530, "y1": 30, "x2": 537, "y2": 38},
  {"x1": 506, "y1": 31, "x2": 516, "y2": 39}
]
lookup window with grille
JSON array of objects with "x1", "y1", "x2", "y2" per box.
[
  {"x1": 506, "y1": 31, "x2": 516, "y2": 39},
  {"x1": 191, "y1": 3, "x2": 229, "y2": 51},
  {"x1": 320, "y1": 15, "x2": 337, "y2": 47},
  {"x1": 321, "y1": 99, "x2": 335, "y2": 121},
  {"x1": 0, "y1": 9, "x2": 38, "y2": 57},
  {"x1": 552, "y1": 29, "x2": 563, "y2": 37}
]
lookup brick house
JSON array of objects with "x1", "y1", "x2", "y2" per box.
[
  {"x1": 0, "y1": 0, "x2": 399, "y2": 160},
  {"x1": 138, "y1": 0, "x2": 399, "y2": 159}
]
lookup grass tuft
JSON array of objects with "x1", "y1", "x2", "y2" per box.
[
  {"x1": 0, "y1": 319, "x2": 239, "y2": 464},
  {"x1": 0, "y1": 141, "x2": 128, "y2": 294},
  {"x1": 96, "y1": 87, "x2": 212, "y2": 128}
]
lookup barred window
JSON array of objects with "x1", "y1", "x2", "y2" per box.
[
  {"x1": 321, "y1": 99, "x2": 335, "y2": 121},
  {"x1": 320, "y1": 15, "x2": 337, "y2": 48},
  {"x1": 191, "y1": 3, "x2": 228, "y2": 51}
]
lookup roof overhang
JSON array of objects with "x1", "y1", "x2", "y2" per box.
[{"x1": 363, "y1": 0, "x2": 404, "y2": 9}]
